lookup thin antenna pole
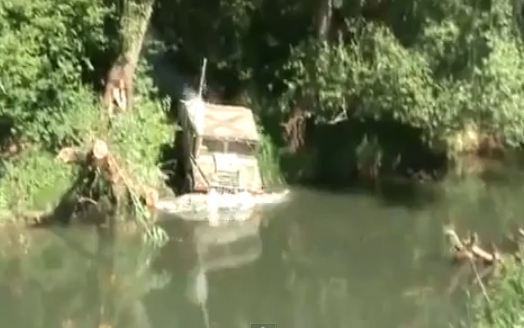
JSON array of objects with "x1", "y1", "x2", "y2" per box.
[{"x1": 197, "y1": 58, "x2": 207, "y2": 99}]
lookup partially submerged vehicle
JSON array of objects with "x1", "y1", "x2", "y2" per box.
[{"x1": 174, "y1": 96, "x2": 264, "y2": 195}]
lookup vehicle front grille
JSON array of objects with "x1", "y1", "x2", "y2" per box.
[{"x1": 216, "y1": 170, "x2": 239, "y2": 188}]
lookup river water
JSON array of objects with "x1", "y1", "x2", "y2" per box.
[{"x1": 1, "y1": 172, "x2": 523, "y2": 328}]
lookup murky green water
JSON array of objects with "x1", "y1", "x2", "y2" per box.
[{"x1": 2, "y1": 171, "x2": 524, "y2": 328}]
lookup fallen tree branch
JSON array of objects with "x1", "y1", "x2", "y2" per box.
[{"x1": 443, "y1": 227, "x2": 500, "y2": 264}]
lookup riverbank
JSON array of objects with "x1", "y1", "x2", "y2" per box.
[
  {"x1": 0, "y1": 5, "x2": 283, "y2": 236},
  {"x1": 0, "y1": 63, "x2": 172, "y2": 241},
  {"x1": 0, "y1": 62, "x2": 283, "y2": 231}
]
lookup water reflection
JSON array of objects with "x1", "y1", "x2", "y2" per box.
[
  {"x1": 150, "y1": 216, "x2": 264, "y2": 328},
  {"x1": 3, "y1": 176, "x2": 523, "y2": 328},
  {"x1": 0, "y1": 225, "x2": 167, "y2": 328},
  {"x1": 0, "y1": 204, "x2": 460, "y2": 328}
]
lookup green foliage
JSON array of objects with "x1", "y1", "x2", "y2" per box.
[
  {"x1": 157, "y1": 0, "x2": 524, "y2": 152},
  {"x1": 468, "y1": 33, "x2": 524, "y2": 147},
  {"x1": 0, "y1": 0, "x2": 111, "y2": 147},
  {"x1": 0, "y1": 62, "x2": 172, "y2": 201},
  {"x1": 257, "y1": 129, "x2": 283, "y2": 186},
  {"x1": 153, "y1": 0, "x2": 312, "y2": 96},
  {"x1": 105, "y1": 63, "x2": 172, "y2": 191},
  {"x1": 280, "y1": 26, "x2": 439, "y2": 130},
  {"x1": 0, "y1": 0, "x2": 172, "y2": 232},
  {"x1": 0, "y1": 150, "x2": 76, "y2": 212},
  {"x1": 280, "y1": 0, "x2": 524, "y2": 149},
  {"x1": 470, "y1": 259, "x2": 524, "y2": 328},
  {"x1": 153, "y1": 0, "x2": 257, "y2": 71}
]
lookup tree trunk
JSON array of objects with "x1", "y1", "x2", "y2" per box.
[
  {"x1": 103, "y1": 0, "x2": 155, "y2": 112},
  {"x1": 283, "y1": 0, "x2": 334, "y2": 150},
  {"x1": 315, "y1": 0, "x2": 332, "y2": 41}
]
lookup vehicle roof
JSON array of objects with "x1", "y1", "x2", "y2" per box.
[{"x1": 186, "y1": 101, "x2": 259, "y2": 141}]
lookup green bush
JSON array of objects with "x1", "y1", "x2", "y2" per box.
[
  {"x1": 103, "y1": 63, "x2": 172, "y2": 197},
  {"x1": 470, "y1": 259, "x2": 524, "y2": 328},
  {"x1": 0, "y1": 0, "x2": 173, "y2": 221},
  {"x1": 0, "y1": 62, "x2": 172, "y2": 215},
  {"x1": 0, "y1": 0, "x2": 112, "y2": 147},
  {"x1": 278, "y1": 1, "x2": 524, "y2": 151},
  {"x1": 155, "y1": 0, "x2": 524, "y2": 156},
  {"x1": 0, "y1": 150, "x2": 76, "y2": 213},
  {"x1": 257, "y1": 128, "x2": 283, "y2": 186}
]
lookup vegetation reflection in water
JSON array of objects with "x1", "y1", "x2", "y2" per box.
[
  {"x1": 0, "y1": 225, "x2": 169, "y2": 328},
  {"x1": 2, "y1": 172, "x2": 524, "y2": 328}
]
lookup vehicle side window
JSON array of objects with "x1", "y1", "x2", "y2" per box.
[
  {"x1": 202, "y1": 138, "x2": 224, "y2": 152},
  {"x1": 227, "y1": 141, "x2": 255, "y2": 155}
]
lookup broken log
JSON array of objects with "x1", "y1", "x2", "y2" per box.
[{"x1": 443, "y1": 227, "x2": 500, "y2": 265}]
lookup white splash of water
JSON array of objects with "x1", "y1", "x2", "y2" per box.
[{"x1": 156, "y1": 189, "x2": 290, "y2": 219}]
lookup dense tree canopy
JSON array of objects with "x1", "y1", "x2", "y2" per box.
[
  {"x1": 2, "y1": 0, "x2": 524, "y2": 184},
  {"x1": 154, "y1": 0, "x2": 524, "y2": 154},
  {"x1": 0, "y1": 0, "x2": 160, "y2": 151},
  {"x1": 0, "y1": 0, "x2": 110, "y2": 146},
  {"x1": 0, "y1": 0, "x2": 172, "y2": 217}
]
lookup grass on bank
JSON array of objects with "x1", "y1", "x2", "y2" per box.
[
  {"x1": 468, "y1": 257, "x2": 524, "y2": 328},
  {"x1": 0, "y1": 151, "x2": 77, "y2": 214},
  {"x1": 257, "y1": 128, "x2": 284, "y2": 187}
]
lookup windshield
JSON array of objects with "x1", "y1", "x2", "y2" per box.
[
  {"x1": 202, "y1": 138, "x2": 224, "y2": 152},
  {"x1": 201, "y1": 138, "x2": 256, "y2": 156},
  {"x1": 227, "y1": 141, "x2": 256, "y2": 156}
]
